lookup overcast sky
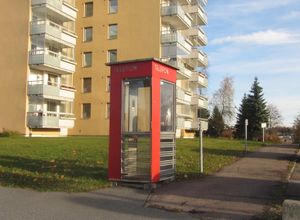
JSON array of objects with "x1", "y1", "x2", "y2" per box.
[{"x1": 205, "y1": 0, "x2": 300, "y2": 126}]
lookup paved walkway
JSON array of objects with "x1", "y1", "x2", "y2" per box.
[
  {"x1": 148, "y1": 144, "x2": 299, "y2": 220},
  {"x1": 0, "y1": 186, "x2": 192, "y2": 220},
  {"x1": 287, "y1": 146, "x2": 300, "y2": 200}
]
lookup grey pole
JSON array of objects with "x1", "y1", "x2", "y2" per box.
[
  {"x1": 200, "y1": 129, "x2": 203, "y2": 173},
  {"x1": 245, "y1": 119, "x2": 248, "y2": 152},
  {"x1": 199, "y1": 121, "x2": 203, "y2": 173},
  {"x1": 263, "y1": 127, "x2": 265, "y2": 143}
]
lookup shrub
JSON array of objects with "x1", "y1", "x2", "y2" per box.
[{"x1": 0, "y1": 129, "x2": 21, "y2": 137}]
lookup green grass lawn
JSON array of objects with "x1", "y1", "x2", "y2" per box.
[{"x1": 0, "y1": 136, "x2": 261, "y2": 192}]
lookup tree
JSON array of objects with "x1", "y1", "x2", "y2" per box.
[
  {"x1": 267, "y1": 104, "x2": 283, "y2": 128},
  {"x1": 212, "y1": 76, "x2": 235, "y2": 126},
  {"x1": 207, "y1": 106, "x2": 225, "y2": 137},
  {"x1": 234, "y1": 78, "x2": 269, "y2": 140},
  {"x1": 234, "y1": 94, "x2": 250, "y2": 139},
  {"x1": 247, "y1": 77, "x2": 269, "y2": 140},
  {"x1": 293, "y1": 113, "x2": 300, "y2": 143}
]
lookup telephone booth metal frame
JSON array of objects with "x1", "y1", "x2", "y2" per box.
[{"x1": 108, "y1": 58, "x2": 177, "y2": 183}]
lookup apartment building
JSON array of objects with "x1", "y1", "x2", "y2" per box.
[
  {"x1": 71, "y1": 0, "x2": 208, "y2": 138},
  {"x1": 0, "y1": 0, "x2": 207, "y2": 138},
  {"x1": 0, "y1": 0, "x2": 78, "y2": 136}
]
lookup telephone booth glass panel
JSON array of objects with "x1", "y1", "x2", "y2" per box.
[{"x1": 121, "y1": 78, "x2": 151, "y2": 181}]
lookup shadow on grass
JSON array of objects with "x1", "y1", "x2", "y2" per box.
[
  {"x1": 0, "y1": 155, "x2": 108, "y2": 191},
  {"x1": 191, "y1": 145, "x2": 298, "y2": 161}
]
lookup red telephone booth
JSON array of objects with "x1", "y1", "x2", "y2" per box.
[{"x1": 108, "y1": 58, "x2": 177, "y2": 183}]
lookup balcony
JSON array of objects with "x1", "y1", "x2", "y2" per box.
[
  {"x1": 27, "y1": 111, "x2": 75, "y2": 129},
  {"x1": 31, "y1": 0, "x2": 77, "y2": 22},
  {"x1": 177, "y1": 105, "x2": 193, "y2": 119},
  {"x1": 29, "y1": 49, "x2": 76, "y2": 74},
  {"x1": 182, "y1": 26, "x2": 207, "y2": 46},
  {"x1": 185, "y1": 4, "x2": 207, "y2": 25},
  {"x1": 191, "y1": 118, "x2": 208, "y2": 130},
  {"x1": 189, "y1": 72, "x2": 208, "y2": 87},
  {"x1": 178, "y1": 0, "x2": 191, "y2": 5},
  {"x1": 191, "y1": 95, "x2": 208, "y2": 109},
  {"x1": 177, "y1": 118, "x2": 193, "y2": 130},
  {"x1": 185, "y1": 48, "x2": 208, "y2": 68},
  {"x1": 161, "y1": 31, "x2": 191, "y2": 58},
  {"x1": 166, "y1": 59, "x2": 192, "y2": 79},
  {"x1": 161, "y1": 4, "x2": 192, "y2": 30},
  {"x1": 176, "y1": 87, "x2": 192, "y2": 105},
  {"x1": 28, "y1": 81, "x2": 75, "y2": 101},
  {"x1": 31, "y1": 20, "x2": 77, "y2": 48}
]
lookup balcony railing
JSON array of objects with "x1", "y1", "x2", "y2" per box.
[
  {"x1": 186, "y1": 48, "x2": 208, "y2": 67},
  {"x1": 177, "y1": 118, "x2": 193, "y2": 129},
  {"x1": 191, "y1": 94, "x2": 208, "y2": 108},
  {"x1": 176, "y1": 105, "x2": 193, "y2": 119},
  {"x1": 31, "y1": 20, "x2": 76, "y2": 47},
  {"x1": 161, "y1": 4, "x2": 192, "y2": 29},
  {"x1": 29, "y1": 49, "x2": 76, "y2": 74},
  {"x1": 189, "y1": 4, "x2": 208, "y2": 25},
  {"x1": 27, "y1": 111, "x2": 75, "y2": 128},
  {"x1": 31, "y1": 0, "x2": 77, "y2": 21},
  {"x1": 189, "y1": 72, "x2": 208, "y2": 87},
  {"x1": 28, "y1": 80, "x2": 75, "y2": 100},
  {"x1": 166, "y1": 59, "x2": 192, "y2": 79},
  {"x1": 176, "y1": 87, "x2": 192, "y2": 105}
]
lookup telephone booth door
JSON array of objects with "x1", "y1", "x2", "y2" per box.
[{"x1": 121, "y1": 78, "x2": 151, "y2": 182}]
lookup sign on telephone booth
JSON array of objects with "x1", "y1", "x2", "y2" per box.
[{"x1": 108, "y1": 58, "x2": 177, "y2": 183}]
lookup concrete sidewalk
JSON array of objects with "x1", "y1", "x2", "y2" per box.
[
  {"x1": 148, "y1": 144, "x2": 299, "y2": 220},
  {"x1": 287, "y1": 147, "x2": 300, "y2": 200}
]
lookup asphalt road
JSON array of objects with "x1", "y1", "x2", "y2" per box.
[{"x1": 0, "y1": 186, "x2": 192, "y2": 220}]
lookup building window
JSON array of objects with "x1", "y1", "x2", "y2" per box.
[
  {"x1": 84, "y1": 2, "x2": 93, "y2": 17},
  {"x1": 108, "y1": 24, "x2": 118, "y2": 39},
  {"x1": 109, "y1": 0, "x2": 118, "y2": 13},
  {"x1": 84, "y1": 27, "x2": 93, "y2": 42},
  {"x1": 108, "y1": 50, "x2": 117, "y2": 63},
  {"x1": 47, "y1": 101, "x2": 57, "y2": 112},
  {"x1": 106, "y1": 76, "x2": 111, "y2": 92},
  {"x1": 83, "y1": 52, "x2": 92, "y2": 67},
  {"x1": 82, "y1": 103, "x2": 91, "y2": 119},
  {"x1": 83, "y1": 77, "x2": 92, "y2": 93},
  {"x1": 106, "y1": 103, "x2": 110, "y2": 119}
]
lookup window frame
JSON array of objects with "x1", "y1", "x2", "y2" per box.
[
  {"x1": 108, "y1": 24, "x2": 118, "y2": 40},
  {"x1": 83, "y1": 26, "x2": 93, "y2": 42},
  {"x1": 84, "y1": 2, "x2": 93, "y2": 17},
  {"x1": 83, "y1": 52, "x2": 92, "y2": 67},
  {"x1": 108, "y1": 49, "x2": 117, "y2": 63},
  {"x1": 82, "y1": 103, "x2": 91, "y2": 119},
  {"x1": 82, "y1": 77, "x2": 92, "y2": 93},
  {"x1": 108, "y1": 0, "x2": 118, "y2": 14}
]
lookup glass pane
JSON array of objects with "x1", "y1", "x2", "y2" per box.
[
  {"x1": 123, "y1": 78, "x2": 151, "y2": 133},
  {"x1": 160, "y1": 81, "x2": 175, "y2": 132},
  {"x1": 84, "y1": 52, "x2": 92, "y2": 67},
  {"x1": 108, "y1": 50, "x2": 117, "y2": 63},
  {"x1": 109, "y1": 0, "x2": 118, "y2": 13},
  {"x1": 109, "y1": 24, "x2": 118, "y2": 39},
  {"x1": 84, "y1": 27, "x2": 93, "y2": 42},
  {"x1": 85, "y1": 2, "x2": 93, "y2": 17},
  {"x1": 83, "y1": 77, "x2": 92, "y2": 93}
]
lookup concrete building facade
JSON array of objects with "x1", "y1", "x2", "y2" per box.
[{"x1": 0, "y1": 0, "x2": 208, "y2": 138}]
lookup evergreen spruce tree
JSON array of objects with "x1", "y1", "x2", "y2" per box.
[
  {"x1": 247, "y1": 77, "x2": 269, "y2": 140},
  {"x1": 234, "y1": 77, "x2": 268, "y2": 140},
  {"x1": 207, "y1": 106, "x2": 224, "y2": 137}
]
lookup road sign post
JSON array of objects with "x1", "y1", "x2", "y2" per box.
[
  {"x1": 261, "y1": 122, "x2": 267, "y2": 143},
  {"x1": 245, "y1": 119, "x2": 248, "y2": 152},
  {"x1": 198, "y1": 120, "x2": 208, "y2": 174}
]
